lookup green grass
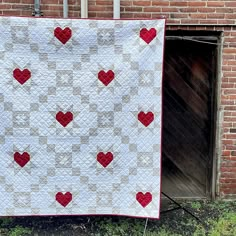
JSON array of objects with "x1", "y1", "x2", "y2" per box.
[{"x1": 0, "y1": 200, "x2": 235, "y2": 236}]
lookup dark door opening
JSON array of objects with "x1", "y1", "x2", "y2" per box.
[{"x1": 162, "y1": 32, "x2": 219, "y2": 198}]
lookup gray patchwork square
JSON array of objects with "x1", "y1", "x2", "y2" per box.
[
  {"x1": 98, "y1": 111, "x2": 114, "y2": 128},
  {"x1": 56, "y1": 70, "x2": 73, "y2": 87},
  {"x1": 13, "y1": 111, "x2": 30, "y2": 128},
  {"x1": 14, "y1": 192, "x2": 31, "y2": 208},
  {"x1": 96, "y1": 192, "x2": 112, "y2": 207},
  {"x1": 0, "y1": 94, "x2": 4, "y2": 102},
  {"x1": 30, "y1": 103, "x2": 39, "y2": 111},
  {"x1": 4, "y1": 102, "x2": 12, "y2": 111},
  {"x1": 114, "y1": 103, "x2": 122, "y2": 112},
  {"x1": 139, "y1": 71, "x2": 154, "y2": 87},
  {"x1": 89, "y1": 104, "x2": 97, "y2": 112},
  {"x1": 73, "y1": 87, "x2": 81, "y2": 95},
  {"x1": 137, "y1": 152, "x2": 153, "y2": 168},
  {"x1": 72, "y1": 167, "x2": 80, "y2": 176},
  {"x1": 81, "y1": 95, "x2": 90, "y2": 104},
  {"x1": 81, "y1": 54, "x2": 90, "y2": 62},
  {"x1": 47, "y1": 168, "x2": 55, "y2": 176},
  {"x1": 0, "y1": 135, "x2": 5, "y2": 144},
  {"x1": 48, "y1": 87, "x2": 56, "y2": 95},
  {"x1": 11, "y1": 26, "x2": 29, "y2": 44},
  {"x1": 55, "y1": 153, "x2": 72, "y2": 168},
  {"x1": 97, "y1": 29, "x2": 114, "y2": 46},
  {"x1": 80, "y1": 136, "x2": 89, "y2": 144}
]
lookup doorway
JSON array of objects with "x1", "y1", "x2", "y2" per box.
[{"x1": 162, "y1": 31, "x2": 220, "y2": 198}]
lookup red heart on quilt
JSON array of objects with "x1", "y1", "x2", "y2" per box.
[
  {"x1": 56, "y1": 111, "x2": 73, "y2": 127},
  {"x1": 56, "y1": 192, "x2": 72, "y2": 207},
  {"x1": 140, "y1": 28, "x2": 157, "y2": 44},
  {"x1": 98, "y1": 70, "x2": 115, "y2": 86},
  {"x1": 97, "y1": 152, "x2": 113, "y2": 168},
  {"x1": 136, "y1": 192, "x2": 152, "y2": 208},
  {"x1": 13, "y1": 68, "x2": 31, "y2": 85},
  {"x1": 14, "y1": 152, "x2": 30, "y2": 167},
  {"x1": 54, "y1": 27, "x2": 72, "y2": 44},
  {"x1": 138, "y1": 111, "x2": 154, "y2": 127}
]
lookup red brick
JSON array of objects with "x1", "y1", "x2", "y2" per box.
[
  {"x1": 198, "y1": 19, "x2": 217, "y2": 24},
  {"x1": 152, "y1": 13, "x2": 169, "y2": 19},
  {"x1": 222, "y1": 96, "x2": 235, "y2": 102},
  {"x1": 207, "y1": 14, "x2": 225, "y2": 19},
  {"x1": 216, "y1": 8, "x2": 233, "y2": 13},
  {"x1": 42, "y1": 10, "x2": 61, "y2": 17},
  {"x1": 133, "y1": 1, "x2": 151, "y2": 7},
  {"x1": 225, "y1": 2, "x2": 236, "y2": 7},
  {"x1": 230, "y1": 151, "x2": 236, "y2": 157},
  {"x1": 225, "y1": 14, "x2": 236, "y2": 19},
  {"x1": 120, "y1": 1, "x2": 132, "y2": 7},
  {"x1": 96, "y1": 0, "x2": 113, "y2": 6},
  {"x1": 223, "y1": 144, "x2": 236, "y2": 150},
  {"x1": 188, "y1": 2, "x2": 206, "y2": 7},
  {"x1": 179, "y1": 8, "x2": 197, "y2": 13},
  {"x1": 224, "y1": 89, "x2": 236, "y2": 95},
  {"x1": 228, "y1": 95, "x2": 236, "y2": 100},
  {"x1": 221, "y1": 167, "x2": 236, "y2": 173},
  {"x1": 88, "y1": 12, "x2": 96, "y2": 18},
  {"x1": 96, "y1": 12, "x2": 113, "y2": 18},
  {"x1": 220, "y1": 172, "x2": 236, "y2": 178},
  {"x1": 228, "y1": 61, "x2": 236, "y2": 66},
  {"x1": 0, "y1": 4, "x2": 12, "y2": 9},
  {"x1": 220, "y1": 178, "x2": 236, "y2": 183},
  {"x1": 152, "y1": 1, "x2": 169, "y2": 7},
  {"x1": 217, "y1": 20, "x2": 235, "y2": 24},
  {"x1": 40, "y1": 0, "x2": 58, "y2": 4},
  {"x1": 180, "y1": 19, "x2": 199, "y2": 24},
  {"x1": 167, "y1": 19, "x2": 181, "y2": 24},
  {"x1": 120, "y1": 12, "x2": 134, "y2": 18},
  {"x1": 170, "y1": 2, "x2": 187, "y2": 7},
  {"x1": 89, "y1": 5, "x2": 112, "y2": 12},
  {"x1": 144, "y1": 7, "x2": 161, "y2": 12},
  {"x1": 224, "y1": 106, "x2": 236, "y2": 111},
  {"x1": 222, "y1": 65, "x2": 232, "y2": 71},
  {"x1": 2, "y1": 10, "x2": 21, "y2": 15},
  {"x1": 221, "y1": 162, "x2": 236, "y2": 167},
  {"x1": 3, "y1": 0, "x2": 21, "y2": 3},
  {"x1": 198, "y1": 8, "x2": 216, "y2": 13},
  {"x1": 222, "y1": 150, "x2": 231, "y2": 156},
  {"x1": 161, "y1": 8, "x2": 178, "y2": 13},
  {"x1": 170, "y1": 13, "x2": 188, "y2": 19},
  {"x1": 68, "y1": 0, "x2": 79, "y2": 4},
  {"x1": 124, "y1": 6, "x2": 143, "y2": 12},
  {"x1": 68, "y1": 6, "x2": 80, "y2": 11},
  {"x1": 190, "y1": 13, "x2": 207, "y2": 19},
  {"x1": 41, "y1": 5, "x2": 63, "y2": 11},
  {"x1": 133, "y1": 13, "x2": 152, "y2": 18},
  {"x1": 207, "y1": 2, "x2": 225, "y2": 7},
  {"x1": 221, "y1": 188, "x2": 236, "y2": 194},
  {"x1": 224, "y1": 48, "x2": 236, "y2": 54}
]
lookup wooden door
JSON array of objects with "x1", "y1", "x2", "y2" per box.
[{"x1": 162, "y1": 38, "x2": 217, "y2": 198}]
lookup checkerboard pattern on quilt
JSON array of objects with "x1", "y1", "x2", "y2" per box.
[{"x1": 0, "y1": 16, "x2": 165, "y2": 218}]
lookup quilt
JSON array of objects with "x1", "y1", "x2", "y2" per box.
[{"x1": 0, "y1": 16, "x2": 165, "y2": 218}]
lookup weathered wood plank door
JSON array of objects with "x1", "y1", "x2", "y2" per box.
[{"x1": 162, "y1": 37, "x2": 217, "y2": 198}]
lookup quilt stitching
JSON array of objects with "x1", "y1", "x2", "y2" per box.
[{"x1": 0, "y1": 17, "x2": 165, "y2": 218}]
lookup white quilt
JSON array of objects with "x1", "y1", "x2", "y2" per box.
[{"x1": 0, "y1": 17, "x2": 165, "y2": 218}]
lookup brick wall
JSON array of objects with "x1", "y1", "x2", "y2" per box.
[{"x1": 1, "y1": 0, "x2": 236, "y2": 199}]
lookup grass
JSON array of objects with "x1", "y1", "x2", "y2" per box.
[{"x1": 0, "y1": 200, "x2": 235, "y2": 235}]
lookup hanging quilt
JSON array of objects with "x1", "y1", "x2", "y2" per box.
[{"x1": 0, "y1": 16, "x2": 165, "y2": 219}]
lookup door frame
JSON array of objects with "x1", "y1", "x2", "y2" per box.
[{"x1": 164, "y1": 30, "x2": 222, "y2": 199}]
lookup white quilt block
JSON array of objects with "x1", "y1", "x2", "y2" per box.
[{"x1": 0, "y1": 17, "x2": 165, "y2": 218}]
